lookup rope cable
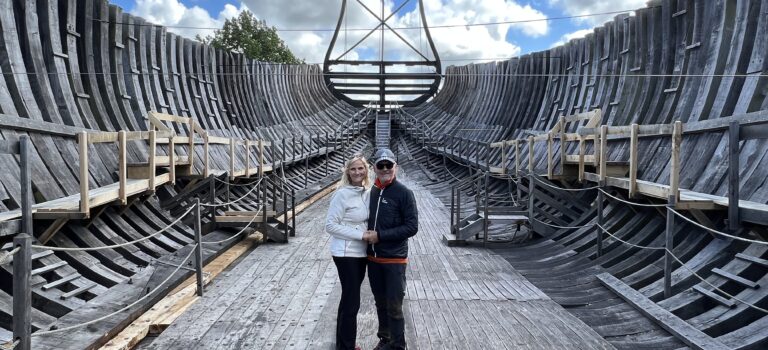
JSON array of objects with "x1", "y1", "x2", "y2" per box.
[
  {"x1": 30, "y1": 206, "x2": 196, "y2": 252},
  {"x1": 668, "y1": 208, "x2": 768, "y2": 246},
  {"x1": 598, "y1": 188, "x2": 668, "y2": 207},
  {"x1": 0, "y1": 247, "x2": 21, "y2": 264}
]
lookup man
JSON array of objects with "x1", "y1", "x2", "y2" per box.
[{"x1": 362, "y1": 148, "x2": 418, "y2": 350}]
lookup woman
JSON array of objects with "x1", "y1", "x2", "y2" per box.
[{"x1": 325, "y1": 153, "x2": 371, "y2": 350}]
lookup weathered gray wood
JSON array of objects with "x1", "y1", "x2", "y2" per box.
[
  {"x1": 12, "y1": 233, "x2": 31, "y2": 350},
  {"x1": 728, "y1": 121, "x2": 740, "y2": 232},
  {"x1": 597, "y1": 273, "x2": 729, "y2": 350}
]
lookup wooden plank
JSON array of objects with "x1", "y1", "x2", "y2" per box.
[
  {"x1": 37, "y1": 218, "x2": 69, "y2": 245},
  {"x1": 0, "y1": 140, "x2": 19, "y2": 154},
  {"x1": 599, "y1": 126, "x2": 607, "y2": 180},
  {"x1": 0, "y1": 113, "x2": 94, "y2": 138},
  {"x1": 87, "y1": 132, "x2": 119, "y2": 144},
  {"x1": 598, "y1": 273, "x2": 730, "y2": 350}
]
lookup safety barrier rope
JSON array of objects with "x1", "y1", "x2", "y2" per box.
[
  {"x1": 32, "y1": 245, "x2": 198, "y2": 336},
  {"x1": 596, "y1": 224, "x2": 666, "y2": 251},
  {"x1": 532, "y1": 175, "x2": 600, "y2": 192},
  {"x1": 30, "y1": 206, "x2": 196, "y2": 252},
  {"x1": 668, "y1": 208, "x2": 768, "y2": 246},
  {"x1": 0, "y1": 247, "x2": 21, "y2": 264},
  {"x1": 531, "y1": 216, "x2": 594, "y2": 230},
  {"x1": 597, "y1": 224, "x2": 768, "y2": 314},
  {"x1": 214, "y1": 176, "x2": 263, "y2": 187},
  {"x1": 200, "y1": 178, "x2": 263, "y2": 208},
  {"x1": 1, "y1": 339, "x2": 19, "y2": 350},
  {"x1": 599, "y1": 188, "x2": 668, "y2": 207}
]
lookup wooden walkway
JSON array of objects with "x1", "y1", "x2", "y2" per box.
[{"x1": 138, "y1": 177, "x2": 614, "y2": 349}]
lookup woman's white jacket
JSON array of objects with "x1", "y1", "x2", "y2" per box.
[{"x1": 325, "y1": 185, "x2": 369, "y2": 258}]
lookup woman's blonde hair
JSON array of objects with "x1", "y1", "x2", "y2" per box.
[{"x1": 338, "y1": 153, "x2": 371, "y2": 188}]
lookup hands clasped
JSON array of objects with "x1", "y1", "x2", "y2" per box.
[{"x1": 362, "y1": 230, "x2": 379, "y2": 244}]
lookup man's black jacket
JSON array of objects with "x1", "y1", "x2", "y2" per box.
[{"x1": 367, "y1": 178, "x2": 418, "y2": 258}]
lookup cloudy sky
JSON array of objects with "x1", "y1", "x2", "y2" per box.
[{"x1": 109, "y1": 0, "x2": 648, "y2": 68}]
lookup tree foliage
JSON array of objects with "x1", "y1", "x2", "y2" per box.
[{"x1": 197, "y1": 11, "x2": 303, "y2": 64}]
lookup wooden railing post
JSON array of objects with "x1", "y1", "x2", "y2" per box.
[
  {"x1": 203, "y1": 132, "x2": 210, "y2": 177},
  {"x1": 188, "y1": 118, "x2": 195, "y2": 171},
  {"x1": 79, "y1": 131, "x2": 90, "y2": 216},
  {"x1": 629, "y1": 123, "x2": 638, "y2": 197},
  {"x1": 596, "y1": 181, "x2": 605, "y2": 257},
  {"x1": 118, "y1": 131, "x2": 127, "y2": 204},
  {"x1": 728, "y1": 121, "x2": 739, "y2": 232},
  {"x1": 229, "y1": 138, "x2": 236, "y2": 180},
  {"x1": 258, "y1": 140, "x2": 265, "y2": 177},
  {"x1": 500, "y1": 142, "x2": 507, "y2": 175},
  {"x1": 193, "y1": 199, "x2": 204, "y2": 296},
  {"x1": 599, "y1": 126, "x2": 608, "y2": 182},
  {"x1": 547, "y1": 130, "x2": 553, "y2": 178},
  {"x1": 670, "y1": 121, "x2": 682, "y2": 204},
  {"x1": 19, "y1": 135, "x2": 32, "y2": 235},
  {"x1": 528, "y1": 136, "x2": 534, "y2": 173},
  {"x1": 664, "y1": 194, "x2": 676, "y2": 298},
  {"x1": 559, "y1": 117, "x2": 566, "y2": 176},
  {"x1": 245, "y1": 140, "x2": 251, "y2": 177},
  {"x1": 578, "y1": 136, "x2": 586, "y2": 182},
  {"x1": 13, "y1": 233, "x2": 31, "y2": 350},
  {"x1": 148, "y1": 130, "x2": 157, "y2": 192},
  {"x1": 528, "y1": 173, "x2": 536, "y2": 234},
  {"x1": 514, "y1": 140, "x2": 520, "y2": 177},
  {"x1": 169, "y1": 135, "x2": 176, "y2": 185}
]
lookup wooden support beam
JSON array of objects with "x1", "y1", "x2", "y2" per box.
[
  {"x1": 499, "y1": 141, "x2": 506, "y2": 175},
  {"x1": 629, "y1": 123, "x2": 639, "y2": 198},
  {"x1": 79, "y1": 132, "x2": 90, "y2": 217},
  {"x1": 38, "y1": 219, "x2": 70, "y2": 245}
]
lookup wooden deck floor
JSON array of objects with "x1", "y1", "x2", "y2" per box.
[{"x1": 138, "y1": 176, "x2": 614, "y2": 350}]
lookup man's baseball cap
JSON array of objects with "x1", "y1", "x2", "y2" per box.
[{"x1": 372, "y1": 148, "x2": 396, "y2": 165}]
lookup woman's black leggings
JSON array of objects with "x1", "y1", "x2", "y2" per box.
[{"x1": 333, "y1": 256, "x2": 368, "y2": 350}]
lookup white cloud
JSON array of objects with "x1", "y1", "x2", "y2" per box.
[
  {"x1": 129, "y1": 0, "x2": 248, "y2": 40},
  {"x1": 550, "y1": 28, "x2": 593, "y2": 48},
  {"x1": 548, "y1": 0, "x2": 647, "y2": 26},
  {"x1": 127, "y1": 0, "x2": 550, "y2": 68}
]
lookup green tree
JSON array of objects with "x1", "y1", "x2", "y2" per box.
[{"x1": 197, "y1": 11, "x2": 303, "y2": 64}]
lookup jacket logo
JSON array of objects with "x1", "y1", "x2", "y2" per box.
[{"x1": 382, "y1": 199, "x2": 389, "y2": 205}]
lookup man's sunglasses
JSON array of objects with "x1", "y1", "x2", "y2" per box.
[{"x1": 376, "y1": 162, "x2": 394, "y2": 170}]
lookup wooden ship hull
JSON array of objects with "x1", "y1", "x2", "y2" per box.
[{"x1": 0, "y1": 0, "x2": 766, "y2": 349}]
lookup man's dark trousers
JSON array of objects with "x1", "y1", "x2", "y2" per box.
[{"x1": 368, "y1": 261, "x2": 407, "y2": 349}]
